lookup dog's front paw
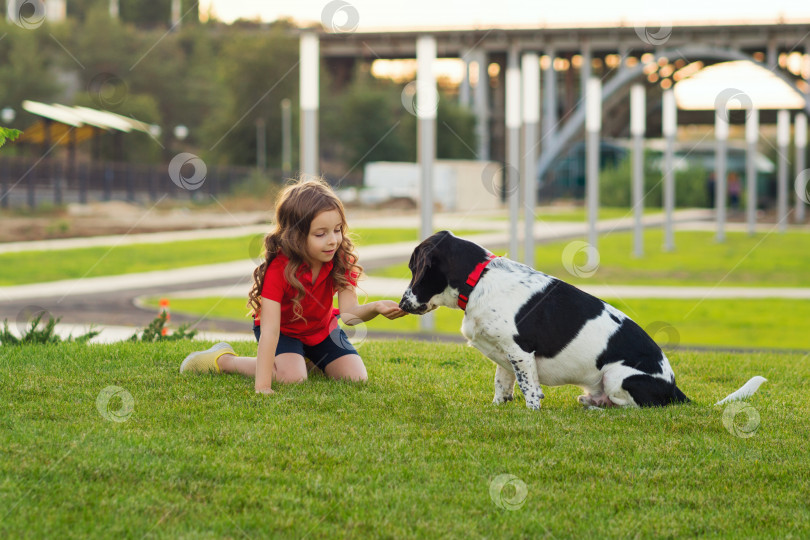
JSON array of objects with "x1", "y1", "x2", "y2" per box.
[
  {"x1": 492, "y1": 394, "x2": 514, "y2": 404},
  {"x1": 525, "y1": 399, "x2": 543, "y2": 410},
  {"x1": 523, "y1": 387, "x2": 545, "y2": 410}
]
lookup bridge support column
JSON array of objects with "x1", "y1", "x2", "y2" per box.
[
  {"x1": 580, "y1": 41, "x2": 592, "y2": 97},
  {"x1": 472, "y1": 49, "x2": 490, "y2": 160},
  {"x1": 777, "y1": 110, "x2": 790, "y2": 232},
  {"x1": 459, "y1": 48, "x2": 472, "y2": 108},
  {"x1": 299, "y1": 32, "x2": 319, "y2": 178},
  {"x1": 796, "y1": 113, "x2": 807, "y2": 222},
  {"x1": 715, "y1": 106, "x2": 729, "y2": 243},
  {"x1": 662, "y1": 89, "x2": 677, "y2": 252},
  {"x1": 746, "y1": 108, "x2": 759, "y2": 235},
  {"x1": 585, "y1": 77, "x2": 601, "y2": 250},
  {"x1": 506, "y1": 46, "x2": 521, "y2": 260},
  {"x1": 542, "y1": 48, "x2": 558, "y2": 146},
  {"x1": 522, "y1": 52, "x2": 540, "y2": 265},
  {"x1": 417, "y1": 35, "x2": 437, "y2": 331},
  {"x1": 630, "y1": 84, "x2": 646, "y2": 256}
]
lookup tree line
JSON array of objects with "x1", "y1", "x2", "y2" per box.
[{"x1": 0, "y1": 5, "x2": 477, "y2": 184}]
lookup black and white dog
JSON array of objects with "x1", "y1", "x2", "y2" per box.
[{"x1": 399, "y1": 231, "x2": 762, "y2": 410}]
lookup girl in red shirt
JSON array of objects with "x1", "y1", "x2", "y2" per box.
[{"x1": 180, "y1": 178, "x2": 406, "y2": 394}]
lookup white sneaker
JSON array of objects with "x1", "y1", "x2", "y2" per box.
[{"x1": 179, "y1": 342, "x2": 235, "y2": 374}]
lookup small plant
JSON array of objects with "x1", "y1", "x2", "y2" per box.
[
  {"x1": 0, "y1": 313, "x2": 100, "y2": 346},
  {"x1": 0, "y1": 127, "x2": 22, "y2": 149},
  {"x1": 129, "y1": 312, "x2": 197, "y2": 342}
]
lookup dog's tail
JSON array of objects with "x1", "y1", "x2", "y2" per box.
[{"x1": 714, "y1": 376, "x2": 767, "y2": 406}]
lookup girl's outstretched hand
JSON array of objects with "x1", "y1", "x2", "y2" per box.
[{"x1": 376, "y1": 300, "x2": 408, "y2": 320}]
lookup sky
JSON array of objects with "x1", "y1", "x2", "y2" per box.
[{"x1": 201, "y1": 0, "x2": 810, "y2": 29}]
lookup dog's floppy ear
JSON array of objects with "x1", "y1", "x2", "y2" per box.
[
  {"x1": 411, "y1": 242, "x2": 435, "y2": 279},
  {"x1": 410, "y1": 230, "x2": 454, "y2": 281}
]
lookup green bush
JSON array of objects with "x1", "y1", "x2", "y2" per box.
[
  {"x1": 0, "y1": 314, "x2": 99, "y2": 346},
  {"x1": 129, "y1": 312, "x2": 197, "y2": 342},
  {"x1": 601, "y1": 152, "x2": 710, "y2": 208}
]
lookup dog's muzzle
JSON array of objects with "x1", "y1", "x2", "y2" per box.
[{"x1": 399, "y1": 289, "x2": 430, "y2": 315}]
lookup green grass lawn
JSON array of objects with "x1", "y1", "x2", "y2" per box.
[
  {"x1": 142, "y1": 295, "x2": 810, "y2": 351},
  {"x1": 1, "y1": 340, "x2": 807, "y2": 538},
  {"x1": 0, "y1": 228, "x2": 481, "y2": 286},
  {"x1": 372, "y1": 229, "x2": 810, "y2": 288}
]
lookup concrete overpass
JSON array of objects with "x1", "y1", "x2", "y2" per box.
[
  {"x1": 295, "y1": 21, "x2": 810, "y2": 269},
  {"x1": 317, "y1": 22, "x2": 810, "y2": 163}
]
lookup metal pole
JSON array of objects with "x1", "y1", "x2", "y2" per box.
[
  {"x1": 585, "y1": 77, "x2": 601, "y2": 250},
  {"x1": 522, "y1": 52, "x2": 540, "y2": 266},
  {"x1": 715, "y1": 111, "x2": 729, "y2": 242},
  {"x1": 746, "y1": 107, "x2": 759, "y2": 235},
  {"x1": 580, "y1": 41, "x2": 592, "y2": 96},
  {"x1": 506, "y1": 47, "x2": 521, "y2": 261},
  {"x1": 417, "y1": 35, "x2": 437, "y2": 242},
  {"x1": 662, "y1": 89, "x2": 677, "y2": 251},
  {"x1": 542, "y1": 48, "x2": 558, "y2": 146},
  {"x1": 630, "y1": 84, "x2": 645, "y2": 257},
  {"x1": 417, "y1": 35, "x2": 437, "y2": 332},
  {"x1": 776, "y1": 110, "x2": 790, "y2": 232},
  {"x1": 796, "y1": 113, "x2": 808, "y2": 223},
  {"x1": 459, "y1": 49, "x2": 471, "y2": 108},
  {"x1": 171, "y1": 0, "x2": 181, "y2": 28},
  {"x1": 299, "y1": 33, "x2": 319, "y2": 178},
  {"x1": 281, "y1": 98, "x2": 292, "y2": 179},
  {"x1": 472, "y1": 49, "x2": 490, "y2": 160}
]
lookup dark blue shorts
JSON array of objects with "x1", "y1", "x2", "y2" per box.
[{"x1": 252, "y1": 323, "x2": 358, "y2": 371}]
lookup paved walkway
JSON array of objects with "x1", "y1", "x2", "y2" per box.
[
  {"x1": 168, "y1": 275, "x2": 810, "y2": 300},
  {"x1": 3, "y1": 207, "x2": 808, "y2": 345},
  {"x1": 0, "y1": 208, "x2": 715, "y2": 302},
  {"x1": 0, "y1": 210, "x2": 508, "y2": 254}
]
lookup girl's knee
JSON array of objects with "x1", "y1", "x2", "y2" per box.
[
  {"x1": 325, "y1": 354, "x2": 367, "y2": 382},
  {"x1": 274, "y1": 353, "x2": 308, "y2": 383},
  {"x1": 275, "y1": 365, "x2": 308, "y2": 384}
]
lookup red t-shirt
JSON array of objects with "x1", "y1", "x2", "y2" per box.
[{"x1": 258, "y1": 252, "x2": 358, "y2": 346}]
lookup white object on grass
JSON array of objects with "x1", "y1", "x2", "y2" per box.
[{"x1": 715, "y1": 376, "x2": 767, "y2": 406}]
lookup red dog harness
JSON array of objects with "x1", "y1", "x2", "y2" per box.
[{"x1": 457, "y1": 253, "x2": 499, "y2": 310}]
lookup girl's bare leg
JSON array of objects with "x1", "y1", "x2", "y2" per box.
[
  {"x1": 218, "y1": 353, "x2": 308, "y2": 383},
  {"x1": 324, "y1": 354, "x2": 368, "y2": 382}
]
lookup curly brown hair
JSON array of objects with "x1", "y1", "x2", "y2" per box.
[{"x1": 247, "y1": 177, "x2": 362, "y2": 321}]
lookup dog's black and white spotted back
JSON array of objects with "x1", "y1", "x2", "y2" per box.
[{"x1": 399, "y1": 231, "x2": 690, "y2": 409}]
